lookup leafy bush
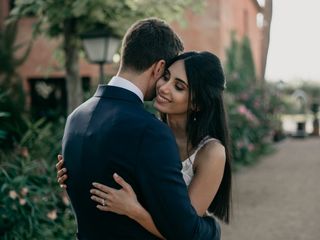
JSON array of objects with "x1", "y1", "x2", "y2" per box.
[
  {"x1": 226, "y1": 88, "x2": 275, "y2": 167},
  {"x1": 224, "y1": 34, "x2": 279, "y2": 166},
  {"x1": 0, "y1": 119, "x2": 76, "y2": 239},
  {"x1": 0, "y1": 89, "x2": 28, "y2": 150}
]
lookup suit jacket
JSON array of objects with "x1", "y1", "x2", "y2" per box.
[{"x1": 62, "y1": 85, "x2": 220, "y2": 240}]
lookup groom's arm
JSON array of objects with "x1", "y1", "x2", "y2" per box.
[{"x1": 136, "y1": 122, "x2": 220, "y2": 240}]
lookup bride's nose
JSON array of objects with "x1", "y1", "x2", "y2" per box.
[{"x1": 158, "y1": 81, "x2": 171, "y2": 95}]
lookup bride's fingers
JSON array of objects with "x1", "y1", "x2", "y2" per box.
[
  {"x1": 90, "y1": 195, "x2": 104, "y2": 204},
  {"x1": 58, "y1": 175, "x2": 68, "y2": 185},
  {"x1": 92, "y1": 182, "x2": 115, "y2": 194},
  {"x1": 96, "y1": 204, "x2": 111, "y2": 211},
  {"x1": 113, "y1": 173, "x2": 132, "y2": 191},
  {"x1": 56, "y1": 159, "x2": 64, "y2": 170},
  {"x1": 91, "y1": 195, "x2": 111, "y2": 207},
  {"x1": 57, "y1": 168, "x2": 67, "y2": 178},
  {"x1": 90, "y1": 188, "x2": 110, "y2": 200}
]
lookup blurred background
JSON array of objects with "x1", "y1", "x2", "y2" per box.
[{"x1": 0, "y1": 0, "x2": 319, "y2": 239}]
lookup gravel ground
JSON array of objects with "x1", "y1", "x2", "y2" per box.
[{"x1": 220, "y1": 137, "x2": 320, "y2": 240}]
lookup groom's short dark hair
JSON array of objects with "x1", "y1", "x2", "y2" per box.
[{"x1": 120, "y1": 18, "x2": 184, "y2": 72}]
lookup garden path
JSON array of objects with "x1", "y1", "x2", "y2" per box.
[{"x1": 220, "y1": 137, "x2": 320, "y2": 240}]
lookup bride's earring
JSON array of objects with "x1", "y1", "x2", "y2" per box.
[{"x1": 191, "y1": 104, "x2": 199, "y2": 122}]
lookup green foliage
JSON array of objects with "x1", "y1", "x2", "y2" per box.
[
  {"x1": 296, "y1": 82, "x2": 320, "y2": 105},
  {"x1": 0, "y1": 20, "x2": 32, "y2": 82},
  {"x1": 0, "y1": 89, "x2": 27, "y2": 150},
  {"x1": 279, "y1": 81, "x2": 320, "y2": 114},
  {"x1": 225, "y1": 33, "x2": 256, "y2": 93},
  {"x1": 0, "y1": 118, "x2": 76, "y2": 239},
  {"x1": 224, "y1": 33, "x2": 278, "y2": 166},
  {"x1": 10, "y1": 0, "x2": 205, "y2": 38},
  {"x1": 0, "y1": 20, "x2": 31, "y2": 149}
]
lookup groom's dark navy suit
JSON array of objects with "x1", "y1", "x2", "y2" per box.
[{"x1": 62, "y1": 84, "x2": 220, "y2": 240}]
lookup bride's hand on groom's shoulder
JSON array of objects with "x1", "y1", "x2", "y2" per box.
[
  {"x1": 56, "y1": 154, "x2": 68, "y2": 189},
  {"x1": 90, "y1": 173, "x2": 142, "y2": 219}
]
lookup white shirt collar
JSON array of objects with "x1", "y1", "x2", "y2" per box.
[{"x1": 108, "y1": 76, "x2": 144, "y2": 102}]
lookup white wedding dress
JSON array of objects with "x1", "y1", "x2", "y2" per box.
[
  {"x1": 181, "y1": 136, "x2": 220, "y2": 186},
  {"x1": 181, "y1": 136, "x2": 220, "y2": 217}
]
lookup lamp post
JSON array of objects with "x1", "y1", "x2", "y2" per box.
[
  {"x1": 311, "y1": 102, "x2": 319, "y2": 136},
  {"x1": 80, "y1": 29, "x2": 120, "y2": 84}
]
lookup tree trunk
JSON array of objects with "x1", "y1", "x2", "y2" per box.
[
  {"x1": 64, "y1": 19, "x2": 83, "y2": 114},
  {"x1": 261, "y1": 0, "x2": 273, "y2": 81}
]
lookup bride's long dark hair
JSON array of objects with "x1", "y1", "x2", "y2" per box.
[{"x1": 161, "y1": 51, "x2": 232, "y2": 223}]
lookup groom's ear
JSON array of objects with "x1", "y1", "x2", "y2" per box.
[{"x1": 152, "y1": 60, "x2": 166, "y2": 79}]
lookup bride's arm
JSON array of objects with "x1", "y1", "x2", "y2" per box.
[
  {"x1": 90, "y1": 173, "x2": 165, "y2": 239},
  {"x1": 187, "y1": 141, "x2": 226, "y2": 216}
]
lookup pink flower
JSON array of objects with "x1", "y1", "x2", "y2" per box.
[
  {"x1": 20, "y1": 147, "x2": 29, "y2": 158},
  {"x1": 21, "y1": 187, "x2": 29, "y2": 196},
  {"x1": 47, "y1": 210, "x2": 57, "y2": 220},
  {"x1": 19, "y1": 198, "x2": 27, "y2": 206},
  {"x1": 239, "y1": 93, "x2": 249, "y2": 101},
  {"x1": 237, "y1": 105, "x2": 259, "y2": 125},
  {"x1": 254, "y1": 100, "x2": 260, "y2": 108},
  {"x1": 9, "y1": 190, "x2": 18, "y2": 200},
  {"x1": 236, "y1": 141, "x2": 245, "y2": 148},
  {"x1": 248, "y1": 144, "x2": 255, "y2": 152},
  {"x1": 237, "y1": 105, "x2": 247, "y2": 115}
]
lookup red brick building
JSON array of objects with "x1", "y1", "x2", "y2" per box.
[
  {"x1": 1, "y1": 0, "x2": 264, "y2": 115},
  {"x1": 173, "y1": 0, "x2": 263, "y2": 78}
]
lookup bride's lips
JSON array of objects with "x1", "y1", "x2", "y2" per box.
[{"x1": 155, "y1": 94, "x2": 171, "y2": 104}]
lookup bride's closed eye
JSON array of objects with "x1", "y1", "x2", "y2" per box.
[{"x1": 175, "y1": 82, "x2": 185, "y2": 91}]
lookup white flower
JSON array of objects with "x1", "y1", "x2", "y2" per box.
[
  {"x1": 21, "y1": 187, "x2": 29, "y2": 196},
  {"x1": 47, "y1": 210, "x2": 57, "y2": 220},
  {"x1": 20, "y1": 147, "x2": 29, "y2": 158},
  {"x1": 9, "y1": 190, "x2": 18, "y2": 200}
]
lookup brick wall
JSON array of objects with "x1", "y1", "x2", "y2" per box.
[{"x1": 172, "y1": 0, "x2": 263, "y2": 79}]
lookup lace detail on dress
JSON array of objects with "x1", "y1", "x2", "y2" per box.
[{"x1": 181, "y1": 136, "x2": 220, "y2": 186}]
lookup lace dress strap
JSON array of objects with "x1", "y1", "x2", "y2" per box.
[
  {"x1": 189, "y1": 136, "x2": 220, "y2": 163},
  {"x1": 181, "y1": 136, "x2": 220, "y2": 186}
]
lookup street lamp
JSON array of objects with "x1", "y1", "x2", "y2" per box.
[{"x1": 80, "y1": 29, "x2": 121, "y2": 84}]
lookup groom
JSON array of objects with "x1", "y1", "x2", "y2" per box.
[{"x1": 62, "y1": 18, "x2": 220, "y2": 240}]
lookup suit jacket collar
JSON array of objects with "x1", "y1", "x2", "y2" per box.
[{"x1": 94, "y1": 85, "x2": 144, "y2": 106}]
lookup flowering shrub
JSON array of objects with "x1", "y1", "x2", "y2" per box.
[
  {"x1": 224, "y1": 35, "x2": 279, "y2": 166},
  {"x1": 0, "y1": 119, "x2": 76, "y2": 239},
  {"x1": 228, "y1": 87, "x2": 279, "y2": 168}
]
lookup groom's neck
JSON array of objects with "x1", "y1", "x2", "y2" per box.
[{"x1": 117, "y1": 69, "x2": 149, "y2": 99}]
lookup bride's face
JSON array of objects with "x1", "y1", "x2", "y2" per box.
[{"x1": 153, "y1": 60, "x2": 190, "y2": 115}]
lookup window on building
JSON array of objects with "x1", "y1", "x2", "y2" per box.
[
  {"x1": 28, "y1": 77, "x2": 90, "y2": 121},
  {"x1": 256, "y1": 13, "x2": 264, "y2": 28},
  {"x1": 256, "y1": 0, "x2": 265, "y2": 7},
  {"x1": 9, "y1": 0, "x2": 16, "y2": 10}
]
